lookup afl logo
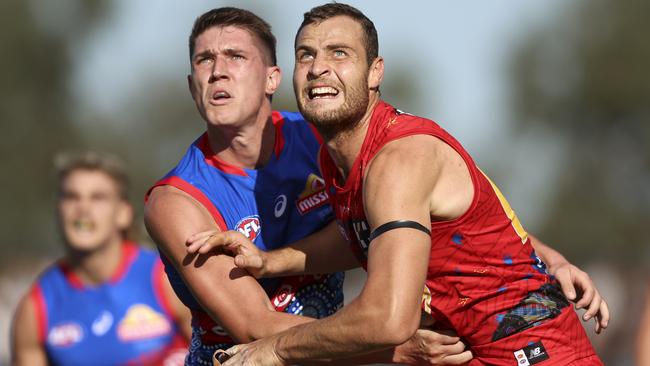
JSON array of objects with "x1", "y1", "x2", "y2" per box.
[
  {"x1": 236, "y1": 215, "x2": 261, "y2": 241},
  {"x1": 48, "y1": 322, "x2": 84, "y2": 347},
  {"x1": 272, "y1": 284, "x2": 294, "y2": 309}
]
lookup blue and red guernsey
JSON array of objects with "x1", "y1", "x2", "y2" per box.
[
  {"x1": 147, "y1": 111, "x2": 344, "y2": 364},
  {"x1": 319, "y1": 100, "x2": 601, "y2": 365},
  {"x1": 30, "y1": 242, "x2": 187, "y2": 366}
]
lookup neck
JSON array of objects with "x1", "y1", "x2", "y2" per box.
[
  {"x1": 66, "y1": 236, "x2": 124, "y2": 286},
  {"x1": 205, "y1": 104, "x2": 275, "y2": 170},
  {"x1": 323, "y1": 95, "x2": 380, "y2": 179}
]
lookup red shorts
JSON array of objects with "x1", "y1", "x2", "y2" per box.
[{"x1": 469, "y1": 308, "x2": 602, "y2": 365}]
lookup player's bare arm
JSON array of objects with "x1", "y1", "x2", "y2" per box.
[
  {"x1": 158, "y1": 266, "x2": 193, "y2": 341},
  {"x1": 188, "y1": 209, "x2": 473, "y2": 365},
  {"x1": 144, "y1": 185, "x2": 312, "y2": 342},
  {"x1": 529, "y1": 235, "x2": 609, "y2": 333},
  {"x1": 187, "y1": 220, "x2": 360, "y2": 277},
  {"x1": 636, "y1": 284, "x2": 650, "y2": 366},
  {"x1": 11, "y1": 292, "x2": 48, "y2": 366},
  {"x1": 221, "y1": 134, "x2": 472, "y2": 365}
]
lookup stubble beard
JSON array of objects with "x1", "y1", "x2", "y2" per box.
[{"x1": 297, "y1": 80, "x2": 370, "y2": 141}]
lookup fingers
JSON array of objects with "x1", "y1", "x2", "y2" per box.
[
  {"x1": 186, "y1": 230, "x2": 246, "y2": 255},
  {"x1": 187, "y1": 229, "x2": 217, "y2": 244},
  {"x1": 554, "y1": 267, "x2": 577, "y2": 301},
  {"x1": 220, "y1": 345, "x2": 241, "y2": 366},
  {"x1": 574, "y1": 279, "x2": 595, "y2": 311},
  {"x1": 441, "y1": 350, "x2": 473, "y2": 365},
  {"x1": 213, "y1": 349, "x2": 231, "y2": 366},
  {"x1": 594, "y1": 299, "x2": 610, "y2": 334},
  {"x1": 234, "y1": 254, "x2": 264, "y2": 270},
  {"x1": 421, "y1": 329, "x2": 460, "y2": 345},
  {"x1": 581, "y1": 290, "x2": 601, "y2": 321}
]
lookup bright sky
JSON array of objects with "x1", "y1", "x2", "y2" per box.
[{"x1": 68, "y1": 0, "x2": 567, "y2": 225}]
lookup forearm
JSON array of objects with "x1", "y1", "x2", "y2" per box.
[
  {"x1": 264, "y1": 221, "x2": 359, "y2": 277},
  {"x1": 274, "y1": 297, "x2": 410, "y2": 363},
  {"x1": 145, "y1": 188, "x2": 314, "y2": 341},
  {"x1": 529, "y1": 234, "x2": 568, "y2": 268}
]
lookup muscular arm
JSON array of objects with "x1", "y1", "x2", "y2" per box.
[
  {"x1": 151, "y1": 186, "x2": 471, "y2": 365},
  {"x1": 158, "y1": 266, "x2": 193, "y2": 341},
  {"x1": 265, "y1": 220, "x2": 360, "y2": 276},
  {"x1": 226, "y1": 136, "x2": 444, "y2": 364},
  {"x1": 191, "y1": 220, "x2": 359, "y2": 278},
  {"x1": 144, "y1": 186, "x2": 311, "y2": 342},
  {"x1": 11, "y1": 292, "x2": 48, "y2": 366}
]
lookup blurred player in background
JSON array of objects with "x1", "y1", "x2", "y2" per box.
[
  {"x1": 11, "y1": 151, "x2": 191, "y2": 366},
  {"x1": 637, "y1": 284, "x2": 650, "y2": 365}
]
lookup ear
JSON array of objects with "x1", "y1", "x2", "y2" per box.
[
  {"x1": 116, "y1": 201, "x2": 134, "y2": 232},
  {"x1": 265, "y1": 66, "x2": 282, "y2": 96},
  {"x1": 368, "y1": 56, "x2": 384, "y2": 91},
  {"x1": 187, "y1": 74, "x2": 196, "y2": 101}
]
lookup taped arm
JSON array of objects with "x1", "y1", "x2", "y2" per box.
[{"x1": 144, "y1": 186, "x2": 311, "y2": 342}]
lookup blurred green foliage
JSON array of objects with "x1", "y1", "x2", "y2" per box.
[{"x1": 510, "y1": 0, "x2": 650, "y2": 264}]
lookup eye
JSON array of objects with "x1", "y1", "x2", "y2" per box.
[
  {"x1": 196, "y1": 57, "x2": 213, "y2": 66},
  {"x1": 231, "y1": 54, "x2": 245, "y2": 61},
  {"x1": 297, "y1": 51, "x2": 314, "y2": 62},
  {"x1": 333, "y1": 50, "x2": 347, "y2": 58}
]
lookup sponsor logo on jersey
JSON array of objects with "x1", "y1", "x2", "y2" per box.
[
  {"x1": 117, "y1": 304, "x2": 171, "y2": 341},
  {"x1": 235, "y1": 215, "x2": 261, "y2": 241},
  {"x1": 48, "y1": 322, "x2": 84, "y2": 347},
  {"x1": 296, "y1": 174, "x2": 329, "y2": 215},
  {"x1": 513, "y1": 341, "x2": 549, "y2": 365},
  {"x1": 274, "y1": 194, "x2": 287, "y2": 218},
  {"x1": 91, "y1": 310, "x2": 113, "y2": 336}
]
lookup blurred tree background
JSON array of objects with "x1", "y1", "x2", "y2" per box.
[
  {"x1": 0, "y1": 0, "x2": 647, "y2": 364},
  {"x1": 510, "y1": 0, "x2": 650, "y2": 265}
]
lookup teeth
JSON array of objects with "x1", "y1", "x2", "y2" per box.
[
  {"x1": 309, "y1": 87, "x2": 338, "y2": 99},
  {"x1": 74, "y1": 218, "x2": 95, "y2": 231}
]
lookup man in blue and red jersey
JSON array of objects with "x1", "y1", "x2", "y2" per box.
[
  {"x1": 190, "y1": 3, "x2": 610, "y2": 366},
  {"x1": 144, "y1": 7, "x2": 473, "y2": 366},
  {"x1": 11, "y1": 152, "x2": 191, "y2": 366}
]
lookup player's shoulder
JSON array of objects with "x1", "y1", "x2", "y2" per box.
[
  {"x1": 144, "y1": 184, "x2": 205, "y2": 221},
  {"x1": 377, "y1": 134, "x2": 444, "y2": 161}
]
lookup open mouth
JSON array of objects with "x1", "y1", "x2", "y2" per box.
[
  {"x1": 308, "y1": 86, "x2": 339, "y2": 100},
  {"x1": 211, "y1": 90, "x2": 231, "y2": 101},
  {"x1": 73, "y1": 218, "x2": 96, "y2": 232}
]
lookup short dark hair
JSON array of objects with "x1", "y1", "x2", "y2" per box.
[
  {"x1": 55, "y1": 151, "x2": 130, "y2": 201},
  {"x1": 189, "y1": 7, "x2": 277, "y2": 66},
  {"x1": 296, "y1": 3, "x2": 378, "y2": 66}
]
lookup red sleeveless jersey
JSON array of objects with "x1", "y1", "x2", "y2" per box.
[{"x1": 319, "y1": 100, "x2": 600, "y2": 365}]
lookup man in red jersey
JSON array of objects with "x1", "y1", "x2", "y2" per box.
[{"x1": 189, "y1": 3, "x2": 609, "y2": 365}]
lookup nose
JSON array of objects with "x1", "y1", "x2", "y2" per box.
[
  {"x1": 209, "y1": 56, "x2": 229, "y2": 83},
  {"x1": 307, "y1": 53, "x2": 329, "y2": 80}
]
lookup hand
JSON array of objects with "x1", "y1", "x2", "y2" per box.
[
  {"x1": 393, "y1": 328, "x2": 472, "y2": 366},
  {"x1": 186, "y1": 230, "x2": 267, "y2": 278},
  {"x1": 221, "y1": 339, "x2": 286, "y2": 366},
  {"x1": 547, "y1": 261, "x2": 610, "y2": 333}
]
